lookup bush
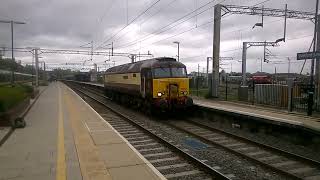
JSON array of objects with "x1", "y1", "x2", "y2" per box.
[
  {"x1": 20, "y1": 84, "x2": 34, "y2": 94},
  {"x1": 0, "y1": 84, "x2": 31, "y2": 112}
]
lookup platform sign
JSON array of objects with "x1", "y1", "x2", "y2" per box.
[{"x1": 297, "y1": 52, "x2": 320, "y2": 60}]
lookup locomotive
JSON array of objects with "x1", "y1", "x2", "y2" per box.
[{"x1": 104, "y1": 57, "x2": 193, "y2": 112}]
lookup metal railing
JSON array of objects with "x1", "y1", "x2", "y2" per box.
[{"x1": 189, "y1": 75, "x2": 316, "y2": 114}]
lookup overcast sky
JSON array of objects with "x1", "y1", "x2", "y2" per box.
[{"x1": 0, "y1": 0, "x2": 316, "y2": 74}]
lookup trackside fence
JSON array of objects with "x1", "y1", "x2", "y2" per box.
[
  {"x1": 189, "y1": 75, "x2": 317, "y2": 114},
  {"x1": 254, "y1": 83, "x2": 311, "y2": 112},
  {"x1": 291, "y1": 84, "x2": 310, "y2": 112},
  {"x1": 254, "y1": 84, "x2": 288, "y2": 108}
]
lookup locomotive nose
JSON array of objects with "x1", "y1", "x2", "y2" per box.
[{"x1": 169, "y1": 84, "x2": 178, "y2": 98}]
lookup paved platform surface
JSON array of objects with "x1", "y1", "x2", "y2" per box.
[
  {"x1": 0, "y1": 82, "x2": 165, "y2": 180},
  {"x1": 193, "y1": 97, "x2": 320, "y2": 133}
]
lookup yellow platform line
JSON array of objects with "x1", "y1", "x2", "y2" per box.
[
  {"x1": 56, "y1": 84, "x2": 66, "y2": 180},
  {"x1": 64, "y1": 85, "x2": 112, "y2": 180}
]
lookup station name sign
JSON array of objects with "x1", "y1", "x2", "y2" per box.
[{"x1": 297, "y1": 52, "x2": 320, "y2": 60}]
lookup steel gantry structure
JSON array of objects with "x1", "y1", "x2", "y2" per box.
[
  {"x1": 211, "y1": 4, "x2": 314, "y2": 97},
  {"x1": 2, "y1": 47, "x2": 153, "y2": 86},
  {"x1": 2, "y1": 47, "x2": 153, "y2": 59},
  {"x1": 241, "y1": 41, "x2": 279, "y2": 86},
  {"x1": 220, "y1": 5, "x2": 314, "y2": 20}
]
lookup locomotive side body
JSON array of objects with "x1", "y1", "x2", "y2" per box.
[{"x1": 105, "y1": 72, "x2": 141, "y2": 96}]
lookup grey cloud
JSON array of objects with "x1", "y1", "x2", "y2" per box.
[{"x1": 0, "y1": 0, "x2": 317, "y2": 74}]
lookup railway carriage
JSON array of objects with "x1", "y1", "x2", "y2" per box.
[{"x1": 104, "y1": 57, "x2": 193, "y2": 112}]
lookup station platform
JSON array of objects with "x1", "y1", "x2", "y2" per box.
[
  {"x1": 0, "y1": 82, "x2": 165, "y2": 180},
  {"x1": 193, "y1": 97, "x2": 320, "y2": 134}
]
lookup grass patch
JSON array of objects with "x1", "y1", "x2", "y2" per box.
[{"x1": 0, "y1": 84, "x2": 33, "y2": 112}]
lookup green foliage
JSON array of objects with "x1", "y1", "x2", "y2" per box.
[
  {"x1": 20, "y1": 84, "x2": 34, "y2": 94},
  {"x1": 0, "y1": 84, "x2": 32, "y2": 112},
  {"x1": 52, "y1": 68, "x2": 76, "y2": 79},
  {"x1": 0, "y1": 58, "x2": 34, "y2": 74},
  {"x1": 204, "y1": 92, "x2": 212, "y2": 99},
  {"x1": 0, "y1": 58, "x2": 16, "y2": 71}
]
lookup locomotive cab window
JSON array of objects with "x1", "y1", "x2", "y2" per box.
[
  {"x1": 153, "y1": 68, "x2": 171, "y2": 78},
  {"x1": 171, "y1": 67, "x2": 187, "y2": 77},
  {"x1": 153, "y1": 67, "x2": 187, "y2": 78}
]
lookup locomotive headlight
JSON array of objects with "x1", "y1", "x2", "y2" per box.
[
  {"x1": 157, "y1": 92, "x2": 162, "y2": 97},
  {"x1": 181, "y1": 91, "x2": 188, "y2": 95}
]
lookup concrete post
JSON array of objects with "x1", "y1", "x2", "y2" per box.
[
  {"x1": 206, "y1": 57, "x2": 210, "y2": 87},
  {"x1": 10, "y1": 21, "x2": 14, "y2": 86},
  {"x1": 212, "y1": 4, "x2": 221, "y2": 97},
  {"x1": 94, "y1": 63, "x2": 97, "y2": 72},
  {"x1": 197, "y1": 64, "x2": 200, "y2": 96},
  {"x1": 131, "y1": 55, "x2": 135, "y2": 63},
  {"x1": 308, "y1": 0, "x2": 319, "y2": 116},
  {"x1": 177, "y1": 42, "x2": 180, "y2": 62},
  {"x1": 90, "y1": 40, "x2": 93, "y2": 61},
  {"x1": 43, "y1": 62, "x2": 46, "y2": 83},
  {"x1": 242, "y1": 42, "x2": 247, "y2": 86},
  {"x1": 315, "y1": 14, "x2": 320, "y2": 109},
  {"x1": 34, "y1": 49, "x2": 39, "y2": 87},
  {"x1": 287, "y1": 78, "x2": 293, "y2": 112},
  {"x1": 111, "y1": 42, "x2": 114, "y2": 56}
]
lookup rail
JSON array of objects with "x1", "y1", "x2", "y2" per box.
[{"x1": 66, "y1": 81, "x2": 231, "y2": 180}]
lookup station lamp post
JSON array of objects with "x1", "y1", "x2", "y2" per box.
[
  {"x1": 0, "y1": 20, "x2": 26, "y2": 86},
  {"x1": 173, "y1": 41, "x2": 180, "y2": 62}
]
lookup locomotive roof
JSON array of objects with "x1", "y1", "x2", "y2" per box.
[{"x1": 105, "y1": 57, "x2": 186, "y2": 74}]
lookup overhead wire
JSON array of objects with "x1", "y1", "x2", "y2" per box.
[
  {"x1": 112, "y1": 0, "x2": 179, "y2": 44},
  {"x1": 95, "y1": 0, "x2": 161, "y2": 49},
  {"x1": 116, "y1": 3, "x2": 217, "y2": 50},
  {"x1": 177, "y1": 0, "x2": 281, "y2": 62},
  {"x1": 179, "y1": 21, "x2": 314, "y2": 60},
  {"x1": 92, "y1": 0, "x2": 117, "y2": 41},
  {"x1": 140, "y1": 0, "x2": 179, "y2": 26},
  {"x1": 115, "y1": 0, "x2": 222, "y2": 50},
  {"x1": 127, "y1": 17, "x2": 215, "y2": 53},
  {"x1": 122, "y1": 0, "x2": 272, "y2": 52},
  {"x1": 251, "y1": 0, "x2": 272, "y2": 7},
  {"x1": 124, "y1": 0, "x2": 274, "y2": 54}
]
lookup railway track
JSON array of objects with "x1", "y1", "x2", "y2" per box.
[
  {"x1": 67, "y1": 81, "x2": 320, "y2": 180},
  {"x1": 68, "y1": 83, "x2": 232, "y2": 180},
  {"x1": 166, "y1": 119, "x2": 320, "y2": 180}
]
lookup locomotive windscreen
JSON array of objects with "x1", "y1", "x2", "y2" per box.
[
  {"x1": 171, "y1": 67, "x2": 187, "y2": 77},
  {"x1": 153, "y1": 67, "x2": 187, "y2": 78}
]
